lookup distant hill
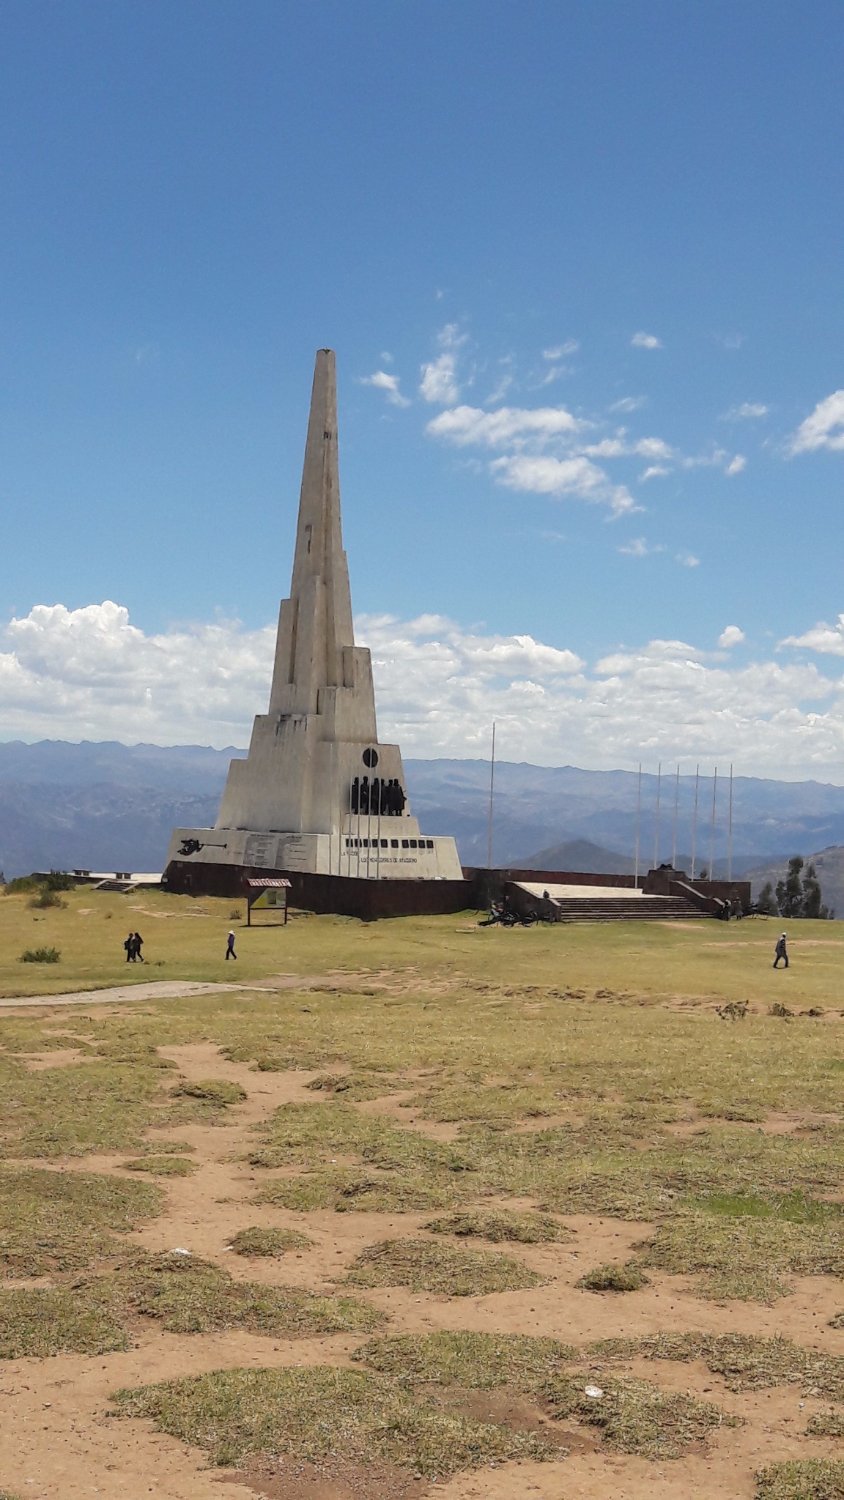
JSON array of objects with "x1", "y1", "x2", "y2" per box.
[
  {"x1": 744, "y1": 846, "x2": 844, "y2": 920},
  {"x1": 3, "y1": 741, "x2": 844, "y2": 900},
  {"x1": 514, "y1": 838, "x2": 636, "y2": 875}
]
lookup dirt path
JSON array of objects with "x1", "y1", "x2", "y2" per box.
[{"x1": 0, "y1": 971, "x2": 379, "y2": 1011}]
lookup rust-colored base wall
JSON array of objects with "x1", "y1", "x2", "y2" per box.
[
  {"x1": 164, "y1": 858, "x2": 746, "y2": 921},
  {"x1": 163, "y1": 860, "x2": 475, "y2": 920}
]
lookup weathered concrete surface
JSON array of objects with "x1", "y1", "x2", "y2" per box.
[{"x1": 167, "y1": 349, "x2": 462, "y2": 883}]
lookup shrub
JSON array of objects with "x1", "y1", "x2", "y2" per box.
[
  {"x1": 19, "y1": 947, "x2": 61, "y2": 964},
  {"x1": 6, "y1": 870, "x2": 74, "y2": 896},
  {"x1": 29, "y1": 890, "x2": 66, "y2": 909},
  {"x1": 4, "y1": 875, "x2": 40, "y2": 895}
]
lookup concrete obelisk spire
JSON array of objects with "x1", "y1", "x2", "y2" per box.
[
  {"x1": 213, "y1": 347, "x2": 379, "y2": 834},
  {"x1": 165, "y1": 348, "x2": 463, "y2": 886},
  {"x1": 268, "y1": 349, "x2": 359, "y2": 717}
]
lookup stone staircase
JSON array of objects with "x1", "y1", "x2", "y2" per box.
[{"x1": 545, "y1": 894, "x2": 709, "y2": 923}]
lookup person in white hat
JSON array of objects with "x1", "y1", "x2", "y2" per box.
[
  {"x1": 225, "y1": 929, "x2": 237, "y2": 961},
  {"x1": 773, "y1": 932, "x2": 788, "y2": 968}
]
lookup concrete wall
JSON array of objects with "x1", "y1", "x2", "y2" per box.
[{"x1": 163, "y1": 857, "x2": 474, "y2": 919}]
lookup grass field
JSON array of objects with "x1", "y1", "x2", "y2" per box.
[{"x1": 0, "y1": 885, "x2": 841, "y2": 1500}]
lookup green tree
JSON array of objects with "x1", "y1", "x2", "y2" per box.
[
  {"x1": 800, "y1": 862, "x2": 833, "y2": 919},
  {"x1": 756, "y1": 881, "x2": 778, "y2": 915},
  {"x1": 776, "y1": 856, "x2": 804, "y2": 919},
  {"x1": 773, "y1": 856, "x2": 833, "y2": 919}
]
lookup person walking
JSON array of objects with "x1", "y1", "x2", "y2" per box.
[
  {"x1": 225, "y1": 930, "x2": 237, "y2": 960},
  {"x1": 124, "y1": 932, "x2": 135, "y2": 962},
  {"x1": 132, "y1": 932, "x2": 144, "y2": 963},
  {"x1": 773, "y1": 932, "x2": 789, "y2": 969}
]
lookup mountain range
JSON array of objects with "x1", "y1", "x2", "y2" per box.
[{"x1": 1, "y1": 742, "x2": 844, "y2": 915}]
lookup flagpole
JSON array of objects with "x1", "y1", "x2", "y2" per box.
[
  {"x1": 671, "y1": 762, "x2": 680, "y2": 868},
  {"x1": 634, "y1": 762, "x2": 642, "y2": 888},
  {"x1": 486, "y1": 721, "x2": 496, "y2": 869},
  {"x1": 653, "y1": 760, "x2": 662, "y2": 867},
  {"x1": 709, "y1": 766, "x2": 718, "y2": 880},
  {"x1": 690, "y1": 763, "x2": 700, "y2": 879},
  {"x1": 727, "y1": 763, "x2": 734, "y2": 882}
]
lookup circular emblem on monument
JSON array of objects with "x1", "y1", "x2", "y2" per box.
[{"x1": 362, "y1": 747, "x2": 379, "y2": 768}]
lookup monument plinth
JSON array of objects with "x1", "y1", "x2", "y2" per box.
[{"x1": 164, "y1": 349, "x2": 463, "y2": 895}]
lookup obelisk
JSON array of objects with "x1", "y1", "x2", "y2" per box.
[{"x1": 164, "y1": 349, "x2": 463, "y2": 887}]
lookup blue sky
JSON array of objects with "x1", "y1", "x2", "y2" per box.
[{"x1": 2, "y1": 1, "x2": 843, "y2": 776}]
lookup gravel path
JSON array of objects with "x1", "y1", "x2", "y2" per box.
[{"x1": 0, "y1": 979, "x2": 250, "y2": 1009}]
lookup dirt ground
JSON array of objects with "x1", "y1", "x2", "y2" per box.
[{"x1": 0, "y1": 988, "x2": 841, "y2": 1500}]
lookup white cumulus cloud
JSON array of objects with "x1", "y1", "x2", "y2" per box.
[
  {"x1": 419, "y1": 323, "x2": 466, "y2": 404},
  {"x1": 543, "y1": 340, "x2": 579, "y2": 359},
  {"x1": 723, "y1": 402, "x2": 768, "y2": 421},
  {"x1": 718, "y1": 626, "x2": 746, "y2": 648},
  {"x1": 0, "y1": 602, "x2": 275, "y2": 744},
  {"x1": 781, "y1": 615, "x2": 844, "y2": 655},
  {"x1": 788, "y1": 390, "x2": 844, "y2": 454},
  {"x1": 617, "y1": 537, "x2": 665, "y2": 558},
  {"x1": 427, "y1": 404, "x2": 583, "y2": 449},
  {"x1": 631, "y1": 331, "x2": 663, "y2": 350},
  {"x1": 4, "y1": 600, "x2": 844, "y2": 776},
  {"x1": 489, "y1": 454, "x2": 637, "y2": 515},
  {"x1": 360, "y1": 370, "x2": 410, "y2": 407}
]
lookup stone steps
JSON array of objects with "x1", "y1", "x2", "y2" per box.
[{"x1": 548, "y1": 895, "x2": 708, "y2": 923}]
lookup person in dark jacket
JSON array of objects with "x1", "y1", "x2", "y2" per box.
[{"x1": 773, "y1": 932, "x2": 789, "y2": 968}]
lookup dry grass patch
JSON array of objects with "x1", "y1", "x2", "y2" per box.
[
  {"x1": 424, "y1": 1208, "x2": 568, "y2": 1243},
  {"x1": 104, "y1": 1251, "x2": 378, "y2": 1336},
  {"x1": 0, "y1": 1284, "x2": 129, "y2": 1358},
  {"x1": 755, "y1": 1460, "x2": 844, "y2": 1499},
  {"x1": 122, "y1": 1155, "x2": 196, "y2": 1176},
  {"x1": 229, "y1": 1227, "x2": 313, "y2": 1257},
  {"x1": 496, "y1": 1123, "x2": 844, "y2": 1221},
  {"x1": 345, "y1": 1237, "x2": 545, "y2": 1296},
  {"x1": 355, "y1": 1330, "x2": 574, "y2": 1390},
  {"x1": 576, "y1": 1262, "x2": 649, "y2": 1292},
  {"x1": 257, "y1": 1166, "x2": 463, "y2": 1214},
  {"x1": 807, "y1": 1411, "x2": 844, "y2": 1438},
  {"x1": 0, "y1": 1166, "x2": 162, "y2": 1276},
  {"x1": 641, "y1": 1198, "x2": 844, "y2": 1300},
  {"x1": 0, "y1": 1055, "x2": 169, "y2": 1158},
  {"x1": 247, "y1": 1100, "x2": 386, "y2": 1166},
  {"x1": 408, "y1": 1077, "x2": 569, "y2": 1126},
  {"x1": 0, "y1": 1251, "x2": 378, "y2": 1356},
  {"x1": 543, "y1": 1371, "x2": 736, "y2": 1457},
  {"x1": 593, "y1": 1332, "x2": 844, "y2": 1400},
  {"x1": 305, "y1": 1071, "x2": 401, "y2": 1101},
  {"x1": 250, "y1": 1100, "x2": 477, "y2": 1176},
  {"x1": 111, "y1": 1365, "x2": 561, "y2": 1474},
  {"x1": 170, "y1": 1078, "x2": 247, "y2": 1108}
]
